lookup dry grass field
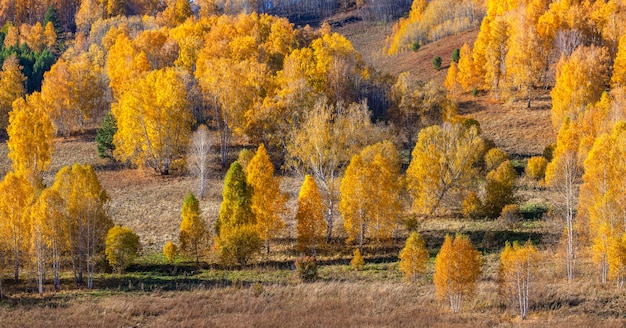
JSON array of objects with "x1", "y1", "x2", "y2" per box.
[{"x1": 0, "y1": 17, "x2": 619, "y2": 328}]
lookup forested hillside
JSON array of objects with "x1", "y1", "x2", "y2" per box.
[{"x1": 0, "y1": 0, "x2": 625, "y2": 326}]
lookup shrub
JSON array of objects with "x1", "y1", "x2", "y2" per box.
[
  {"x1": 295, "y1": 256, "x2": 318, "y2": 282},
  {"x1": 411, "y1": 41, "x2": 420, "y2": 52},
  {"x1": 519, "y1": 202, "x2": 549, "y2": 220},
  {"x1": 484, "y1": 147, "x2": 509, "y2": 172},
  {"x1": 500, "y1": 204, "x2": 521, "y2": 224},
  {"x1": 105, "y1": 225, "x2": 141, "y2": 273},
  {"x1": 452, "y1": 48, "x2": 460, "y2": 63},
  {"x1": 432, "y1": 56, "x2": 442, "y2": 70},
  {"x1": 525, "y1": 156, "x2": 548, "y2": 180},
  {"x1": 350, "y1": 249, "x2": 365, "y2": 271},
  {"x1": 543, "y1": 143, "x2": 556, "y2": 162},
  {"x1": 472, "y1": 87, "x2": 478, "y2": 96},
  {"x1": 404, "y1": 216, "x2": 419, "y2": 232},
  {"x1": 163, "y1": 241, "x2": 178, "y2": 263},
  {"x1": 462, "y1": 192, "x2": 483, "y2": 219},
  {"x1": 483, "y1": 161, "x2": 517, "y2": 218}
]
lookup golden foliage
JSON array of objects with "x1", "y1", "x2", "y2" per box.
[
  {"x1": 399, "y1": 231, "x2": 429, "y2": 284},
  {"x1": 179, "y1": 193, "x2": 209, "y2": 265},
  {"x1": 407, "y1": 122, "x2": 483, "y2": 216},
  {"x1": 525, "y1": 156, "x2": 548, "y2": 180},
  {"x1": 434, "y1": 234, "x2": 482, "y2": 313},
  {"x1": 163, "y1": 241, "x2": 178, "y2": 263},
  {"x1": 295, "y1": 175, "x2": 326, "y2": 255},
  {"x1": 350, "y1": 248, "x2": 365, "y2": 271},
  {"x1": 105, "y1": 225, "x2": 141, "y2": 273},
  {"x1": 246, "y1": 144, "x2": 287, "y2": 253},
  {"x1": 499, "y1": 241, "x2": 539, "y2": 320}
]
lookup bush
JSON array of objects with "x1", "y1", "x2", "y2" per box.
[
  {"x1": 543, "y1": 143, "x2": 556, "y2": 162},
  {"x1": 163, "y1": 241, "x2": 178, "y2": 263},
  {"x1": 472, "y1": 87, "x2": 478, "y2": 96},
  {"x1": 500, "y1": 204, "x2": 521, "y2": 224},
  {"x1": 405, "y1": 216, "x2": 419, "y2": 232},
  {"x1": 295, "y1": 256, "x2": 318, "y2": 282},
  {"x1": 484, "y1": 148, "x2": 509, "y2": 172},
  {"x1": 105, "y1": 225, "x2": 141, "y2": 273},
  {"x1": 432, "y1": 56, "x2": 442, "y2": 70},
  {"x1": 519, "y1": 202, "x2": 549, "y2": 220},
  {"x1": 525, "y1": 156, "x2": 548, "y2": 180},
  {"x1": 452, "y1": 48, "x2": 460, "y2": 63},
  {"x1": 411, "y1": 42, "x2": 420, "y2": 52},
  {"x1": 483, "y1": 161, "x2": 517, "y2": 219},
  {"x1": 350, "y1": 249, "x2": 365, "y2": 271},
  {"x1": 462, "y1": 192, "x2": 483, "y2": 219}
]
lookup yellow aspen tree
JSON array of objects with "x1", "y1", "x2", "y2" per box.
[
  {"x1": 551, "y1": 46, "x2": 609, "y2": 131},
  {"x1": 350, "y1": 248, "x2": 365, "y2": 271},
  {"x1": 40, "y1": 59, "x2": 75, "y2": 136},
  {"x1": 113, "y1": 67, "x2": 192, "y2": 175},
  {"x1": 0, "y1": 55, "x2": 25, "y2": 132},
  {"x1": 288, "y1": 100, "x2": 388, "y2": 243},
  {"x1": 579, "y1": 123, "x2": 626, "y2": 284},
  {"x1": 51, "y1": 163, "x2": 113, "y2": 288},
  {"x1": 7, "y1": 93, "x2": 54, "y2": 184},
  {"x1": 545, "y1": 119, "x2": 581, "y2": 281},
  {"x1": 106, "y1": 32, "x2": 151, "y2": 101},
  {"x1": 43, "y1": 21, "x2": 56, "y2": 49},
  {"x1": 295, "y1": 175, "x2": 326, "y2": 255},
  {"x1": 499, "y1": 241, "x2": 540, "y2": 320},
  {"x1": 179, "y1": 193, "x2": 209, "y2": 266},
  {"x1": 611, "y1": 34, "x2": 626, "y2": 89},
  {"x1": 484, "y1": 17, "x2": 508, "y2": 100},
  {"x1": 399, "y1": 231, "x2": 429, "y2": 284},
  {"x1": 390, "y1": 72, "x2": 456, "y2": 151},
  {"x1": 457, "y1": 43, "x2": 479, "y2": 92},
  {"x1": 105, "y1": 225, "x2": 141, "y2": 273},
  {"x1": 608, "y1": 233, "x2": 626, "y2": 288},
  {"x1": 246, "y1": 144, "x2": 287, "y2": 254},
  {"x1": 30, "y1": 188, "x2": 65, "y2": 292},
  {"x1": 406, "y1": 122, "x2": 483, "y2": 216},
  {"x1": 340, "y1": 141, "x2": 402, "y2": 251},
  {"x1": 0, "y1": 172, "x2": 34, "y2": 283},
  {"x1": 505, "y1": 16, "x2": 545, "y2": 108},
  {"x1": 444, "y1": 62, "x2": 462, "y2": 96},
  {"x1": 433, "y1": 233, "x2": 482, "y2": 313}
]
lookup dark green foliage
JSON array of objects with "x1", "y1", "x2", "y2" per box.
[
  {"x1": 295, "y1": 256, "x2": 318, "y2": 282},
  {"x1": 411, "y1": 42, "x2": 420, "y2": 52},
  {"x1": 44, "y1": 6, "x2": 63, "y2": 35},
  {"x1": 543, "y1": 143, "x2": 556, "y2": 162},
  {"x1": 472, "y1": 87, "x2": 478, "y2": 96},
  {"x1": 96, "y1": 112, "x2": 118, "y2": 160},
  {"x1": 216, "y1": 161, "x2": 255, "y2": 236},
  {"x1": 452, "y1": 48, "x2": 460, "y2": 63},
  {"x1": 432, "y1": 56, "x2": 442, "y2": 70},
  {"x1": 0, "y1": 44, "x2": 56, "y2": 93}
]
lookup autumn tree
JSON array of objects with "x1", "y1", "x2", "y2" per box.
[
  {"x1": 288, "y1": 99, "x2": 388, "y2": 243},
  {"x1": 113, "y1": 67, "x2": 193, "y2": 175},
  {"x1": 434, "y1": 233, "x2": 482, "y2": 313},
  {"x1": 29, "y1": 188, "x2": 65, "y2": 292},
  {"x1": 0, "y1": 55, "x2": 26, "y2": 133},
  {"x1": 505, "y1": 16, "x2": 545, "y2": 108},
  {"x1": 295, "y1": 175, "x2": 326, "y2": 255},
  {"x1": 215, "y1": 161, "x2": 261, "y2": 267},
  {"x1": 187, "y1": 125, "x2": 213, "y2": 199},
  {"x1": 457, "y1": 43, "x2": 479, "y2": 92},
  {"x1": 51, "y1": 163, "x2": 113, "y2": 288},
  {"x1": 578, "y1": 123, "x2": 626, "y2": 284},
  {"x1": 0, "y1": 172, "x2": 34, "y2": 283},
  {"x1": 551, "y1": 46, "x2": 609, "y2": 131},
  {"x1": 7, "y1": 93, "x2": 54, "y2": 185},
  {"x1": 390, "y1": 72, "x2": 456, "y2": 150},
  {"x1": 246, "y1": 144, "x2": 287, "y2": 254},
  {"x1": 483, "y1": 160, "x2": 517, "y2": 219},
  {"x1": 545, "y1": 119, "x2": 581, "y2": 281},
  {"x1": 105, "y1": 225, "x2": 141, "y2": 273},
  {"x1": 399, "y1": 231, "x2": 429, "y2": 284},
  {"x1": 340, "y1": 141, "x2": 402, "y2": 251},
  {"x1": 612, "y1": 35, "x2": 626, "y2": 89},
  {"x1": 499, "y1": 241, "x2": 539, "y2": 320},
  {"x1": 406, "y1": 122, "x2": 483, "y2": 216},
  {"x1": 179, "y1": 193, "x2": 209, "y2": 266}
]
